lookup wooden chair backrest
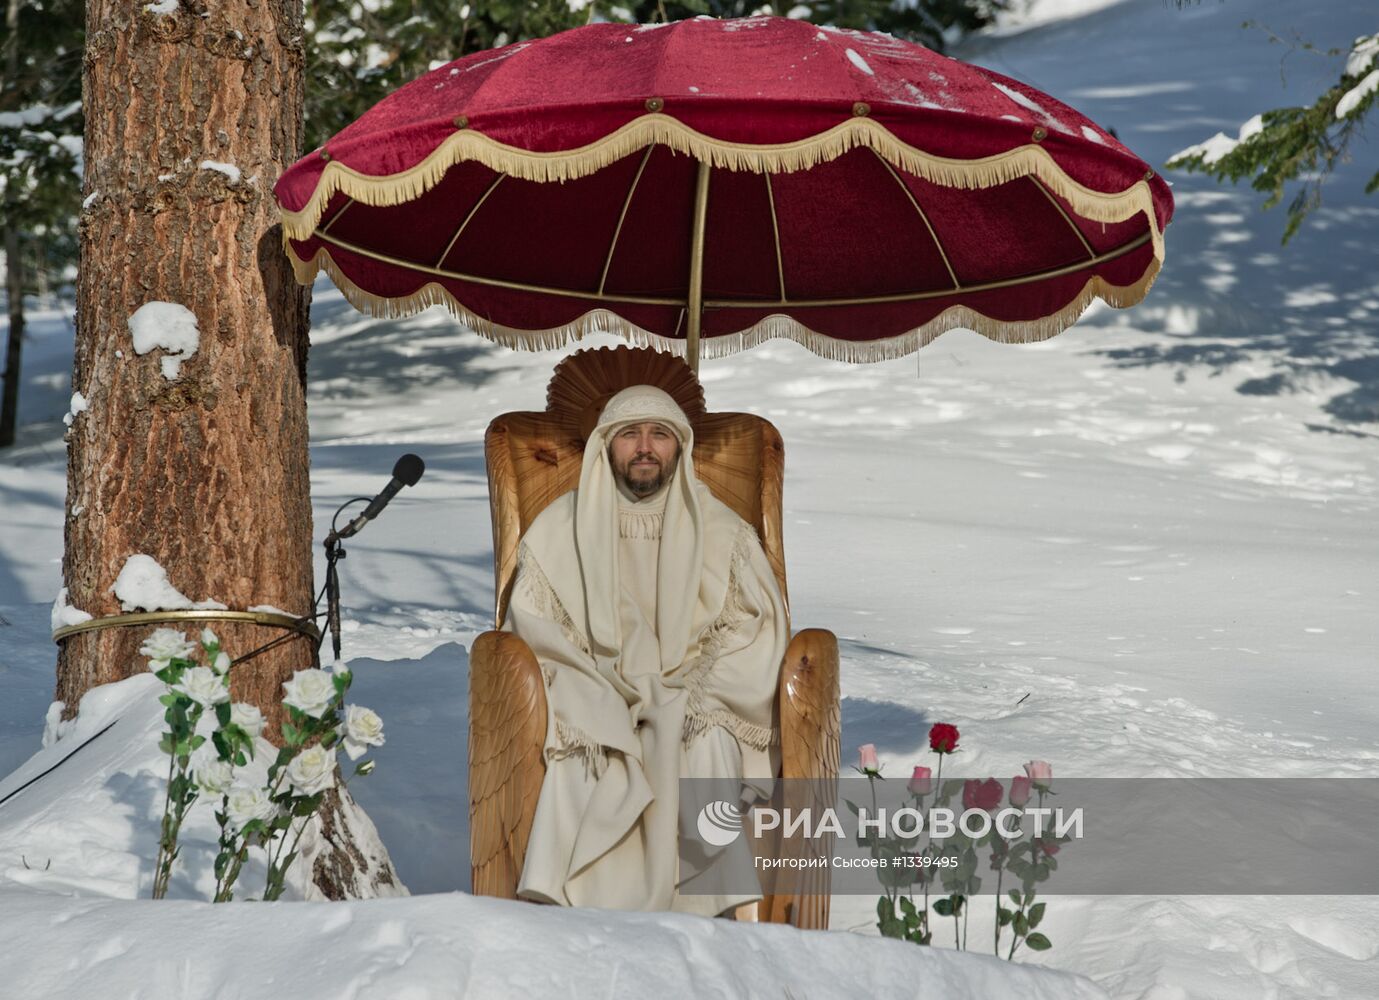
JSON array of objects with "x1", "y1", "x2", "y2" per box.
[{"x1": 485, "y1": 347, "x2": 788, "y2": 627}]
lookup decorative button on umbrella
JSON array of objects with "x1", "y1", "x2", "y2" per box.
[{"x1": 274, "y1": 15, "x2": 1174, "y2": 370}]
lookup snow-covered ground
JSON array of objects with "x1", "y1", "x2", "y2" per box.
[{"x1": 2, "y1": 1, "x2": 1377, "y2": 997}]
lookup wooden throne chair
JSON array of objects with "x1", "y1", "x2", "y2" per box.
[{"x1": 468, "y1": 346, "x2": 840, "y2": 929}]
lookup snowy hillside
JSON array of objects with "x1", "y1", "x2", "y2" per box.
[{"x1": 2, "y1": 1, "x2": 1378, "y2": 998}]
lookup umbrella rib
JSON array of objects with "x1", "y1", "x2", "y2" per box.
[
  {"x1": 598, "y1": 145, "x2": 654, "y2": 296},
  {"x1": 434, "y1": 174, "x2": 507, "y2": 269},
  {"x1": 321, "y1": 199, "x2": 354, "y2": 234},
  {"x1": 313, "y1": 229, "x2": 684, "y2": 307},
  {"x1": 706, "y1": 230, "x2": 1152, "y2": 308},
  {"x1": 870, "y1": 149, "x2": 961, "y2": 291},
  {"x1": 764, "y1": 173, "x2": 787, "y2": 303},
  {"x1": 1029, "y1": 177, "x2": 1096, "y2": 259},
  {"x1": 307, "y1": 227, "x2": 1149, "y2": 310}
]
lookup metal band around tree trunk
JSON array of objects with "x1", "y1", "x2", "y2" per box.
[{"x1": 52, "y1": 609, "x2": 320, "y2": 645}]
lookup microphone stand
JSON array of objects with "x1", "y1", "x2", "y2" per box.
[
  {"x1": 324, "y1": 533, "x2": 345, "y2": 662},
  {"x1": 227, "y1": 461, "x2": 419, "y2": 670},
  {"x1": 319, "y1": 495, "x2": 371, "y2": 663},
  {"x1": 227, "y1": 495, "x2": 370, "y2": 671}
]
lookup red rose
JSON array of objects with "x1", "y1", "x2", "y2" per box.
[
  {"x1": 962, "y1": 778, "x2": 1003, "y2": 813},
  {"x1": 1036, "y1": 838, "x2": 1061, "y2": 857},
  {"x1": 928, "y1": 723, "x2": 960, "y2": 754}
]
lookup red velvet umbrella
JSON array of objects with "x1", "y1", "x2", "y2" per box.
[{"x1": 275, "y1": 16, "x2": 1173, "y2": 368}]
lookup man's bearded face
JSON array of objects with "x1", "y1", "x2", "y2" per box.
[{"x1": 608, "y1": 421, "x2": 681, "y2": 498}]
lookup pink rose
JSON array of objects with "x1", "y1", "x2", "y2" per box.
[
  {"x1": 908, "y1": 765, "x2": 932, "y2": 796},
  {"x1": 1010, "y1": 775, "x2": 1032, "y2": 807},
  {"x1": 1024, "y1": 760, "x2": 1053, "y2": 790},
  {"x1": 962, "y1": 778, "x2": 1003, "y2": 813},
  {"x1": 858, "y1": 744, "x2": 879, "y2": 774}
]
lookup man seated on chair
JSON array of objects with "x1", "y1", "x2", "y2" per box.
[{"x1": 504, "y1": 384, "x2": 787, "y2": 915}]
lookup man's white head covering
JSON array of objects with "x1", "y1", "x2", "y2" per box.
[
  {"x1": 595, "y1": 384, "x2": 694, "y2": 448},
  {"x1": 575, "y1": 385, "x2": 703, "y2": 670}
]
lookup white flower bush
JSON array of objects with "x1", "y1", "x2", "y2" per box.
[
  {"x1": 341, "y1": 705, "x2": 385, "y2": 761},
  {"x1": 174, "y1": 665, "x2": 231, "y2": 708},
  {"x1": 281, "y1": 668, "x2": 336, "y2": 718},
  {"x1": 230, "y1": 702, "x2": 265, "y2": 739},
  {"x1": 190, "y1": 745, "x2": 235, "y2": 795},
  {"x1": 225, "y1": 783, "x2": 278, "y2": 832},
  {"x1": 144, "y1": 630, "x2": 385, "y2": 903},
  {"x1": 286, "y1": 745, "x2": 338, "y2": 795},
  {"x1": 140, "y1": 627, "x2": 198, "y2": 669}
]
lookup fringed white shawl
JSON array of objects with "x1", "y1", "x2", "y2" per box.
[{"x1": 504, "y1": 386, "x2": 788, "y2": 913}]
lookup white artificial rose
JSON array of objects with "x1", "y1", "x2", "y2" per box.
[
  {"x1": 212, "y1": 650, "x2": 231, "y2": 674},
  {"x1": 340, "y1": 705, "x2": 385, "y2": 761},
  {"x1": 140, "y1": 627, "x2": 197, "y2": 670},
  {"x1": 200, "y1": 627, "x2": 219, "y2": 649},
  {"x1": 174, "y1": 665, "x2": 230, "y2": 708},
  {"x1": 225, "y1": 782, "x2": 278, "y2": 832},
  {"x1": 281, "y1": 668, "x2": 336, "y2": 718},
  {"x1": 229, "y1": 702, "x2": 265, "y2": 739},
  {"x1": 286, "y1": 745, "x2": 337, "y2": 796},
  {"x1": 190, "y1": 745, "x2": 235, "y2": 795}
]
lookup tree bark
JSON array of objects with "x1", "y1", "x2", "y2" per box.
[
  {"x1": 0, "y1": 225, "x2": 22, "y2": 448},
  {"x1": 1, "y1": 0, "x2": 24, "y2": 449},
  {"x1": 63, "y1": 0, "x2": 314, "y2": 722}
]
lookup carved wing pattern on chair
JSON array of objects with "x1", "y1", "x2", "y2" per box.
[
  {"x1": 762, "y1": 628, "x2": 841, "y2": 929},
  {"x1": 469, "y1": 631, "x2": 547, "y2": 898}
]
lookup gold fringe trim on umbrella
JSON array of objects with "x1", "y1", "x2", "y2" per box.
[
  {"x1": 278, "y1": 114, "x2": 1165, "y2": 260},
  {"x1": 288, "y1": 240, "x2": 1161, "y2": 364}
]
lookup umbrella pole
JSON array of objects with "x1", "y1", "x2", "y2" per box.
[{"x1": 686, "y1": 160, "x2": 711, "y2": 374}]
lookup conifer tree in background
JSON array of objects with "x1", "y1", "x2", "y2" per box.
[
  {"x1": 1166, "y1": 13, "x2": 1378, "y2": 243},
  {"x1": 617, "y1": 0, "x2": 1009, "y2": 54},
  {"x1": 300, "y1": 0, "x2": 1011, "y2": 148},
  {"x1": 0, "y1": 0, "x2": 83, "y2": 446},
  {"x1": 304, "y1": 0, "x2": 591, "y2": 147}
]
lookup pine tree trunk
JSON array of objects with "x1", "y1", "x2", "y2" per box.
[
  {"x1": 64, "y1": 0, "x2": 310, "y2": 723},
  {"x1": 64, "y1": 0, "x2": 402, "y2": 897},
  {"x1": 1, "y1": 0, "x2": 24, "y2": 449},
  {"x1": 0, "y1": 225, "x2": 22, "y2": 448}
]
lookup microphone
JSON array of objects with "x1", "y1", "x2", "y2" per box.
[{"x1": 328, "y1": 454, "x2": 425, "y2": 544}]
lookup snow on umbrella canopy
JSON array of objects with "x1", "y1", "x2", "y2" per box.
[{"x1": 274, "y1": 16, "x2": 1174, "y2": 364}]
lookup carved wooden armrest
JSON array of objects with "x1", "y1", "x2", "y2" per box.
[
  {"x1": 468, "y1": 630, "x2": 547, "y2": 899},
  {"x1": 761, "y1": 628, "x2": 840, "y2": 930}
]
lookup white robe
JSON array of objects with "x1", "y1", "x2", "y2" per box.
[{"x1": 505, "y1": 477, "x2": 787, "y2": 915}]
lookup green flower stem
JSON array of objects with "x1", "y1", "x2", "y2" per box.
[
  {"x1": 866, "y1": 773, "x2": 891, "y2": 906},
  {"x1": 214, "y1": 839, "x2": 250, "y2": 903},
  {"x1": 994, "y1": 864, "x2": 1004, "y2": 956},
  {"x1": 1007, "y1": 789, "x2": 1047, "y2": 961},
  {"x1": 993, "y1": 803, "x2": 1022, "y2": 956},
  {"x1": 920, "y1": 845, "x2": 932, "y2": 935},
  {"x1": 150, "y1": 744, "x2": 179, "y2": 899},
  {"x1": 908, "y1": 789, "x2": 930, "y2": 943},
  {"x1": 151, "y1": 701, "x2": 204, "y2": 899},
  {"x1": 264, "y1": 810, "x2": 316, "y2": 902}
]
